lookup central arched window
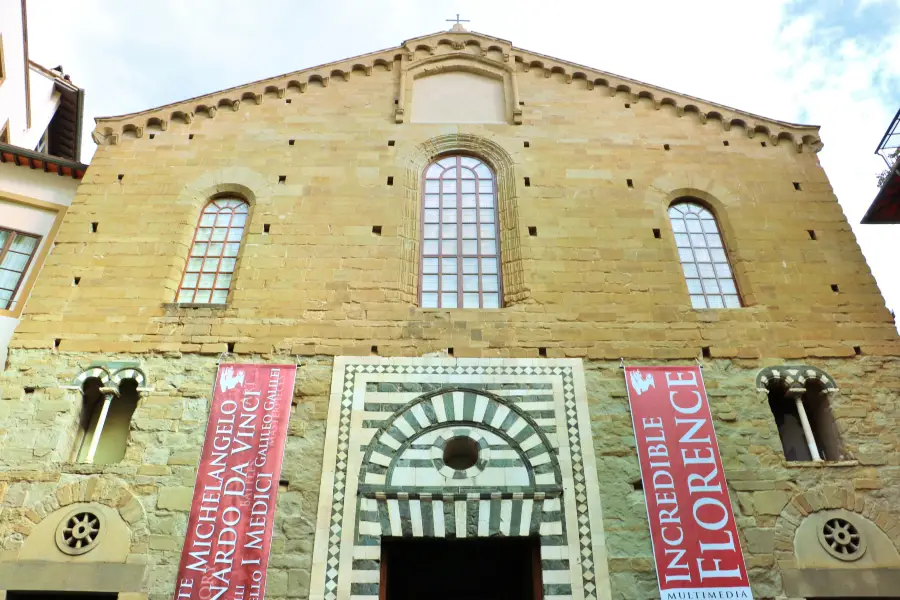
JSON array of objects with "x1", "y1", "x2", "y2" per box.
[
  {"x1": 420, "y1": 156, "x2": 501, "y2": 308},
  {"x1": 177, "y1": 197, "x2": 249, "y2": 304}
]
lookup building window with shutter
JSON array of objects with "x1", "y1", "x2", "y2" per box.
[
  {"x1": 668, "y1": 200, "x2": 741, "y2": 309},
  {"x1": 420, "y1": 155, "x2": 502, "y2": 309},
  {"x1": 0, "y1": 228, "x2": 40, "y2": 310},
  {"x1": 177, "y1": 197, "x2": 249, "y2": 304}
]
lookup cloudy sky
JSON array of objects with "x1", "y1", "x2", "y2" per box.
[{"x1": 26, "y1": 0, "x2": 900, "y2": 322}]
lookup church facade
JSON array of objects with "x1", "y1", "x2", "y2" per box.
[{"x1": 1, "y1": 24, "x2": 900, "y2": 600}]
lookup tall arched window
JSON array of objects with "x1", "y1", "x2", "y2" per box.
[
  {"x1": 421, "y1": 156, "x2": 501, "y2": 308},
  {"x1": 668, "y1": 201, "x2": 741, "y2": 309},
  {"x1": 177, "y1": 197, "x2": 249, "y2": 304}
]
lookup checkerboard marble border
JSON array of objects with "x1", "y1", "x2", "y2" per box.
[{"x1": 310, "y1": 358, "x2": 612, "y2": 600}]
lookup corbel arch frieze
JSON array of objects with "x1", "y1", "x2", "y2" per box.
[
  {"x1": 91, "y1": 127, "x2": 119, "y2": 146},
  {"x1": 397, "y1": 133, "x2": 527, "y2": 306},
  {"x1": 394, "y1": 53, "x2": 522, "y2": 125},
  {"x1": 512, "y1": 53, "x2": 822, "y2": 152}
]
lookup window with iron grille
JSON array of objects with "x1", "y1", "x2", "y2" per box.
[
  {"x1": 0, "y1": 228, "x2": 40, "y2": 310},
  {"x1": 177, "y1": 198, "x2": 248, "y2": 304},
  {"x1": 668, "y1": 200, "x2": 741, "y2": 309},
  {"x1": 420, "y1": 156, "x2": 502, "y2": 309}
]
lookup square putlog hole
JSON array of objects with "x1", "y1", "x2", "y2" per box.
[
  {"x1": 831, "y1": 284, "x2": 840, "y2": 293},
  {"x1": 372, "y1": 225, "x2": 383, "y2": 235},
  {"x1": 278, "y1": 175, "x2": 287, "y2": 183},
  {"x1": 387, "y1": 176, "x2": 394, "y2": 186},
  {"x1": 653, "y1": 228, "x2": 661, "y2": 239},
  {"x1": 528, "y1": 226, "x2": 537, "y2": 236},
  {"x1": 793, "y1": 182, "x2": 802, "y2": 191}
]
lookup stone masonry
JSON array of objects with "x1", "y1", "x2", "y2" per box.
[{"x1": 1, "y1": 25, "x2": 900, "y2": 600}]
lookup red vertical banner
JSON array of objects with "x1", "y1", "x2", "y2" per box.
[
  {"x1": 174, "y1": 363, "x2": 297, "y2": 600},
  {"x1": 624, "y1": 365, "x2": 753, "y2": 600}
]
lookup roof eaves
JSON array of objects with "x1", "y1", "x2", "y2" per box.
[
  {"x1": 862, "y1": 164, "x2": 900, "y2": 224},
  {"x1": 28, "y1": 60, "x2": 81, "y2": 92},
  {"x1": 0, "y1": 142, "x2": 89, "y2": 180}
]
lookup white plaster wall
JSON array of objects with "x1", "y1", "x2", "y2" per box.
[
  {"x1": 0, "y1": 7, "x2": 60, "y2": 148},
  {"x1": 0, "y1": 163, "x2": 78, "y2": 365},
  {"x1": 21, "y1": 68, "x2": 61, "y2": 150},
  {"x1": 0, "y1": 197, "x2": 58, "y2": 233},
  {"x1": 0, "y1": 2, "x2": 29, "y2": 144},
  {"x1": 0, "y1": 161, "x2": 79, "y2": 207},
  {"x1": 410, "y1": 72, "x2": 506, "y2": 124}
]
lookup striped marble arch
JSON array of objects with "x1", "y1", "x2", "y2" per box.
[{"x1": 310, "y1": 358, "x2": 612, "y2": 600}]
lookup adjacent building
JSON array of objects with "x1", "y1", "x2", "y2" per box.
[
  {"x1": 864, "y1": 107, "x2": 900, "y2": 224},
  {"x1": 1, "y1": 23, "x2": 899, "y2": 600},
  {"x1": 0, "y1": 0, "x2": 88, "y2": 364}
]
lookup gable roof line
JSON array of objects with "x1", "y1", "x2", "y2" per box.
[
  {"x1": 402, "y1": 28, "x2": 513, "y2": 47},
  {"x1": 95, "y1": 43, "x2": 404, "y2": 122},
  {"x1": 94, "y1": 28, "x2": 821, "y2": 146},
  {"x1": 512, "y1": 46, "x2": 818, "y2": 132}
]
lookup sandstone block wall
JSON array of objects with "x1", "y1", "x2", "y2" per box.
[{"x1": 9, "y1": 50, "x2": 899, "y2": 360}]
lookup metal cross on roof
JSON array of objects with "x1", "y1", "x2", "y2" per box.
[{"x1": 446, "y1": 14, "x2": 470, "y2": 25}]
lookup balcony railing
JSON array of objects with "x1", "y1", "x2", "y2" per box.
[{"x1": 876, "y1": 107, "x2": 900, "y2": 167}]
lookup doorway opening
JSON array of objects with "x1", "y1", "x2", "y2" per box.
[{"x1": 381, "y1": 536, "x2": 542, "y2": 600}]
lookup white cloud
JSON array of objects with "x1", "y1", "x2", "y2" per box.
[{"x1": 23, "y1": 0, "x2": 900, "y2": 325}]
